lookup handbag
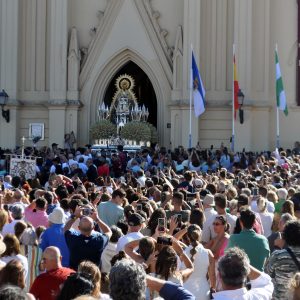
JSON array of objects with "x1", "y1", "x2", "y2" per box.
[{"x1": 286, "y1": 247, "x2": 300, "y2": 271}]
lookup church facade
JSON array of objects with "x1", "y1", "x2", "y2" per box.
[{"x1": 0, "y1": 0, "x2": 299, "y2": 151}]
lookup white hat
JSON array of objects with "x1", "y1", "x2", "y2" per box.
[
  {"x1": 203, "y1": 194, "x2": 215, "y2": 206},
  {"x1": 0, "y1": 235, "x2": 6, "y2": 255},
  {"x1": 48, "y1": 207, "x2": 66, "y2": 224},
  {"x1": 193, "y1": 178, "x2": 203, "y2": 188}
]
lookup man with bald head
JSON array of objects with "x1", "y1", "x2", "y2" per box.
[
  {"x1": 30, "y1": 246, "x2": 74, "y2": 300},
  {"x1": 64, "y1": 205, "x2": 112, "y2": 269}
]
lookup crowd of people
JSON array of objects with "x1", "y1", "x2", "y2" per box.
[{"x1": 0, "y1": 142, "x2": 300, "y2": 299}]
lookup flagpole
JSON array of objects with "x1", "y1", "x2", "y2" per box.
[
  {"x1": 276, "y1": 106, "x2": 280, "y2": 148},
  {"x1": 275, "y1": 43, "x2": 280, "y2": 149},
  {"x1": 231, "y1": 44, "x2": 235, "y2": 152},
  {"x1": 189, "y1": 45, "x2": 193, "y2": 148}
]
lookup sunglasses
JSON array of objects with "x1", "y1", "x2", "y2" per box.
[{"x1": 213, "y1": 222, "x2": 223, "y2": 226}]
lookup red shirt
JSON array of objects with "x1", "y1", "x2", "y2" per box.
[
  {"x1": 97, "y1": 164, "x2": 110, "y2": 177},
  {"x1": 30, "y1": 267, "x2": 74, "y2": 300}
]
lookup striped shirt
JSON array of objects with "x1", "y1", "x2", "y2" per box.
[{"x1": 265, "y1": 246, "x2": 300, "y2": 300}]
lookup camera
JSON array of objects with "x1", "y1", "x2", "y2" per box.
[
  {"x1": 82, "y1": 207, "x2": 92, "y2": 216},
  {"x1": 157, "y1": 236, "x2": 172, "y2": 246}
]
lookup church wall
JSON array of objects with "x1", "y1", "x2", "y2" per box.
[
  {"x1": 68, "y1": 0, "x2": 108, "y2": 49},
  {"x1": 150, "y1": 0, "x2": 183, "y2": 48},
  {"x1": 18, "y1": 107, "x2": 49, "y2": 148},
  {"x1": 269, "y1": 0, "x2": 297, "y2": 106},
  {"x1": 198, "y1": 108, "x2": 232, "y2": 149}
]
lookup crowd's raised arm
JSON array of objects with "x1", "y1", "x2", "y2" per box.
[{"x1": 0, "y1": 142, "x2": 300, "y2": 299}]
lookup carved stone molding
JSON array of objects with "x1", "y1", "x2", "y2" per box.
[
  {"x1": 80, "y1": 0, "x2": 172, "y2": 88},
  {"x1": 141, "y1": 0, "x2": 172, "y2": 65}
]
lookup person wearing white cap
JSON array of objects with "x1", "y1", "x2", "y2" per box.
[
  {"x1": 203, "y1": 194, "x2": 217, "y2": 221},
  {"x1": 40, "y1": 207, "x2": 70, "y2": 267}
]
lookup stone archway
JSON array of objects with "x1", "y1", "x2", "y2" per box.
[
  {"x1": 88, "y1": 48, "x2": 169, "y2": 145},
  {"x1": 103, "y1": 61, "x2": 157, "y2": 128}
]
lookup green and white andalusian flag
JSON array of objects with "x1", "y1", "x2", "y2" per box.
[{"x1": 275, "y1": 47, "x2": 288, "y2": 116}]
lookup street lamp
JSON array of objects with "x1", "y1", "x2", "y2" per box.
[
  {"x1": 0, "y1": 89, "x2": 10, "y2": 123},
  {"x1": 238, "y1": 89, "x2": 245, "y2": 124}
]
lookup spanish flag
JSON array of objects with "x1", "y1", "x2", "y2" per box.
[{"x1": 233, "y1": 50, "x2": 239, "y2": 119}]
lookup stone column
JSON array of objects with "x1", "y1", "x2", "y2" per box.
[
  {"x1": 0, "y1": 0, "x2": 19, "y2": 148},
  {"x1": 49, "y1": 0, "x2": 68, "y2": 100},
  {"x1": 48, "y1": 0, "x2": 68, "y2": 146},
  {"x1": 0, "y1": 0, "x2": 19, "y2": 97}
]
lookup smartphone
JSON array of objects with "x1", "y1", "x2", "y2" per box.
[
  {"x1": 158, "y1": 218, "x2": 166, "y2": 232},
  {"x1": 157, "y1": 236, "x2": 172, "y2": 245},
  {"x1": 176, "y1": 214, "x2": 182, "y2": 224},
  {"x1": 137, "y1": 204, "x2": 143, "y2": 211},
  {"x1": 82, "y1": 207, "x2": 92, "y2": 216},
  {"x1": 252, "y1": 187, "x2": 258, "y2": 196},
  {"x1": 1, "y1": 184, "x2": 4, "y2": 192}
]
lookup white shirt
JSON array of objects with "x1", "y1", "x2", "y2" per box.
[
  {"x1": 251, "y1": 200, "x2": 275, "y2": 214},
  {"x1": 101, "y1": 242, "x2": 118, "y2": 274},
  {"x1": 258, "y1": 212, "x2": 274, "y2": 238},
  {"x1": 202, "y1": 213, "x2": 237, "y2": 244},
  {"x1": 49, "y1": 165, "x2": 56, "y2": 173},
  {"x1": 204, "y1": 207, "x2": 217, "y2": 222},
  {"x1": 213, "y1": 272, "x2": 273, "y2": 300},
  {"x1": 116, "y1": 231, "x2": 143, "y2": 252},
  {"x1": 137, "y1": 175, "x2": 146, "y2": 187},
  {"x1": 78, "y1": 162, "x2": 88, "y2": 174},
  {"x1": 2, "y1": 219, "x2": 21, "y2": 236}
]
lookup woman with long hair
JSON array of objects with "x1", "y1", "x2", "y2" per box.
[
  {"x1": 282, "y1": 200, "x2": 295, "y2": 218},
  {"x1": 183, "y1": 224, "x2": 215, "y2": 300},
  {"x1": 144, "y1": 208, "x2": 166, "y2": 236},
  {"x1": 0, "y1": 259, "x2": 26, "y2": 289},
  {"x1": 78, "y1": 261, "x2": 110, "y2": 299},
  {"x1": 206, "y1": 216, "x2": 230, "y2": 260},
  {"x1": 150, "y1": 238, "x2": 194, "y2": 299},
  {"x1": 56, "y1": 273, "x2": 95, "y2": 300},
  {"x1": 257, "y1": 197, "x2": 274, "y2": 238},
  {"x1": 0, "y1": 210, "x2": 8, "y2": 234},
  {"x1": 189, "y1": 209, "x2": 205, "y2": 229},
  {"x1": 0, "y1": 234, "x2": 28, "y2": 281}
]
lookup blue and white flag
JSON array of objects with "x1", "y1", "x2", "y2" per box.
[{"x1": 191, "y1": 51, "x2": 206, "y2": 117}]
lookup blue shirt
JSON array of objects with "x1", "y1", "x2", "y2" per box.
[
  {"x1": 98, "y1": 201, "x2": 124, "y2": 227},
  {"x1": 160, "y1": 282, "x2": 195, "y2": 300},
  {"x1": 65, "y1": 229, "x2": 108, "y2": 270},
  {"x1": 40, "y1": 224, "x2": 70, "y2": 267}
]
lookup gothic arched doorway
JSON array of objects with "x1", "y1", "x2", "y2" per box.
[{"x1": 103, "y1": 61, "x2": 157, "y2": 128}]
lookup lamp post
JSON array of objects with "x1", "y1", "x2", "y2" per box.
[
  {"x1": 0, "y1": 89, "x2": 9, "y2": 123},
  {"x1": 238, "y1": 89, "x2": 245, "y2": 124}
]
